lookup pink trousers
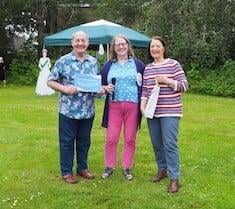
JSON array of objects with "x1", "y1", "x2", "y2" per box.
[{"x1": 105, "y1": 102, "x2": 138, "y2": 168}]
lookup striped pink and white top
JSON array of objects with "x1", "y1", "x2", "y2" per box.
[{"x1": 141, "y1": 58, "x2": 188, "y2": 118}]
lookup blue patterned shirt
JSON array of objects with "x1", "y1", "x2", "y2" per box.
[
  {"x1": 48, "y1": 51, "x2": 98, "y2": 119},
  {"x1": 107, "y1": 58, "x2": 138, "y2": 103}
]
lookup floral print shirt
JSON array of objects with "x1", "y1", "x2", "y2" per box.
[{"x1": 48, "y1": 51, "x2": 98, "y2": 119}]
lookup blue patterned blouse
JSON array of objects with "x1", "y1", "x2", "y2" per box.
[{"x1": 107, "y1": 58, "x2": 138, "y2": 103}]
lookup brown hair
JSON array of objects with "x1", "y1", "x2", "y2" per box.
[
  {"x1": 109, "y1": 34, "x2": 135, "y2": 61},
  {"x1": 147, "y1": 36, "x2": 168, "y2": 62}
]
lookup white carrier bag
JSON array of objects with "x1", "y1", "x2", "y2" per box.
[{"x1": 144, "y1": 85, "x2": 160, "y2": 119}]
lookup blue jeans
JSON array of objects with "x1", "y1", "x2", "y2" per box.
[
  {"x1": 59, "y1": 113, "x2": 94, "y2": 176},
  {"x1": 147, "y1": 117, "x2": 180, "y2": 179}
]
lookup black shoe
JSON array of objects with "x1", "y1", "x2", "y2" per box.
[
  {"x1": 123, "y1": 168, "x2": 133, "y2": 180},
  {"x1": 101, "y1": 167, "x2": 113, "y2": 179}
]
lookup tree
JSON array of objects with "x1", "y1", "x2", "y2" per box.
[
  {"x1": 93, "y1": 0, "x2": 151, "y2": 27},
  {"x1": 0, "y1": 0, "x2": 95, "y2": 57},
  {"x1": 0, "y1": 0, "x2": 34, "y2": 52},
  {"x1": 141, "y1": 0, "x2": 235, "y2": 69}
]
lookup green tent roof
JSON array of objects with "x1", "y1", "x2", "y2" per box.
[{"x1": 44, "y1": 20, "x2": 150, "y2": 48}]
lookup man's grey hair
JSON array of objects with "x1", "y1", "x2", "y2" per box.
[{"x1": 72, "y1": 31, "x2": 89, "y2": 41}]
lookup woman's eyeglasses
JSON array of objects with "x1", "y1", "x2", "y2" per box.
[{"x1": 114, "y1": 42, "x2": 128, "y2": 47}]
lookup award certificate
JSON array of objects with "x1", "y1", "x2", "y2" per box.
[{"x1": 74, "y1": 74, "x2": 102, "y2": 93}]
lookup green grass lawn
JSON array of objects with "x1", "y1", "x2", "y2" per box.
[{"x1": 0, "y1": 86, "x2": 234, "y2": 209}]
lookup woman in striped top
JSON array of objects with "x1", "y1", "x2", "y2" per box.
[{"x1": 141, "y1": 36, "x2": 188, "y2": 193}]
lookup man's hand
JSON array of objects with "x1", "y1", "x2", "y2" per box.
[
  {"x1": 63, "y1": 85, "x2": 78, "y2": 95},
  {"x1": 99, "y1": 86, "x2": 106, "y2": 94}
]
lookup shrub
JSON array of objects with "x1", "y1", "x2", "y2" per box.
[
  {"x1": 8, "y1": 50, "x2": 38, "y2": 85},
  {"x1": 187, "y1": 60, "x2": 235, "y2": 97}
]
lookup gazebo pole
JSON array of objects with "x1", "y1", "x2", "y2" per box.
[{"x1": 106, "y1": 44, "x2": 109, "y2": 61}]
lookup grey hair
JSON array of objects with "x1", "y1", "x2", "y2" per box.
[{"x1": 72, "y1": 31, "x2": 89, "y2": 41}]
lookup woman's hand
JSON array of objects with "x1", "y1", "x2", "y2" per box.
[
  {"x1": 155, "y1": 76, "x2": 176, "y2": 89},
  {"x1": 155, "y1": 76, "x2": 169, "y2": 85},
  {"x1": 103, "y1": 84, "x2": 115, "y2": 94},
  {"x1": 140, "y1": 99, "x2": 147, "y2": 115}
]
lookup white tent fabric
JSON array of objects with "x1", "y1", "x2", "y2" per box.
[{"x1": 81, "y1": 19, "x2": 121, "y2": 27}]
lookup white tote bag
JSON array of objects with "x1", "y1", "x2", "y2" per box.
[{"x1": 144, "y1": 85, "x2": 160, "y2": 119}]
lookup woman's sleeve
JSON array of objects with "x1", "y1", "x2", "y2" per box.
[
  {"x1": 173, "y1": 62, "x2": 188, "y2": 92},
  {"x1": 141, "y1": 67, "x2": 149, "y2": 99},
  {"x1": 101, "y1": 61, "x2": 110, "y2": 85}
]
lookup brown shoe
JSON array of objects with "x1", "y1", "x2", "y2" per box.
[
  {"x1": 168, "y1": 179, "x2": 180, "y2": 193},
  {"x1": 62, "y1": 174, "x2": 78, "y2": 184},
  {"x1": 78, "y1": 169, "x2": 95, "y2": 179},
  {"x1": 151, "y1": 170, "x2": 167, "y2": 182}
]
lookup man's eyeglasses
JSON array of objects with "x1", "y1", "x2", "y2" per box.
[{"x1": 114, "y1": 42, "x2": 128, "y2": 47}]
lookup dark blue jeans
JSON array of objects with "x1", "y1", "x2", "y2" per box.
[{"x1": 59, "y1": 113, "x2": 94, "y2": 176}]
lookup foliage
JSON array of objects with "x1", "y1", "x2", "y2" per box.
[
  {"x1": 8, "y1": 50, "x2": 38, "y2": 85},
  {"x1": 0, "y1": 0, "x2": 36, "y2": 54},
  {"x1": 1, "y1": 0, "x2": 235, "y2": 98},
  {"x1": 96, "y1": 53, "x2": 107, "y2": 72},
  {"x1": 0, "y1": 87, "x2": 235, "y2": 209},
  {"x1": 142, "y1": 0, "x2": 234, "y2": 70},
  {"x1": 94, "y1": 0, "x2": 143, "y2": 25},
  {"x1": 87, "y1": 49, "x2": 107, "y2": 72},
  {"x1": 0, "y1": 0, "x2": 37, "y2": 32},
  {"x1": 93, "y1": 0, "x2": 234, "y2": 71},
  {"x1": 187, "y1": 60, "x2": 235, "y2": 97},
  {"x1": 0, "y1": 0, "x2": 96, "y2": 56}
]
